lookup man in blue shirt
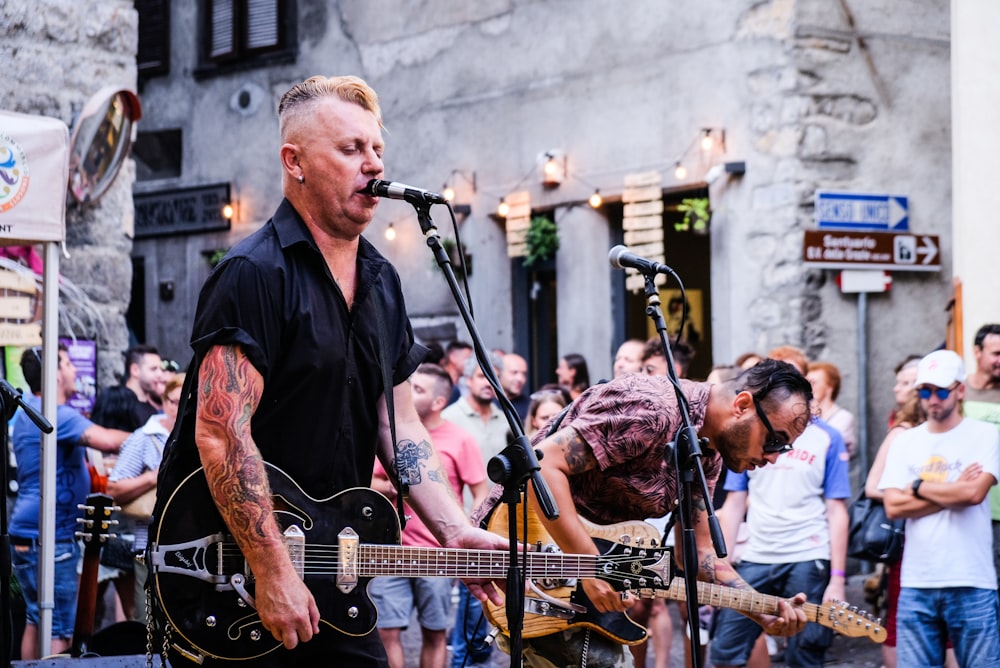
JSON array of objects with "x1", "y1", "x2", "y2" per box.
[{"x1": 9, "y1": 344, "x2": 129, "y2": 659}]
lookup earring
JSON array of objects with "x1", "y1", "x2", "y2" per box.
[{"x1": 298, "y1": 174, "x2": 305, "y2": 184}]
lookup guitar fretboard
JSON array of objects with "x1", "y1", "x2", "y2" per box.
[{"x1": 354, "y1": 545, "x2": 601, "y2": 579}]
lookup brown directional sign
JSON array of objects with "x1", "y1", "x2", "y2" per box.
[{"x1": 802, "y1": 230, "x2": 941, "y2": 272}]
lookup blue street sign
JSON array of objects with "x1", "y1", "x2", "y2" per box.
[{"x1": 815, "y1": 191, "x2": 909, "y2": 231}]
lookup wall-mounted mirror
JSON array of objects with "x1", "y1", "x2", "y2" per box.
[{"x1": 68, "y1": 87, "x2": 142, "y2": 203}]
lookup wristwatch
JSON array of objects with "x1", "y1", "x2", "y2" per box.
[{"x1": 912, "y1": 478, "x2": 924, "y2": 499}]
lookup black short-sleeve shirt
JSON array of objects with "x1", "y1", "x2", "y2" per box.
[{"x1": 188, "y1": 199, "x2": 427, "y2": 497}]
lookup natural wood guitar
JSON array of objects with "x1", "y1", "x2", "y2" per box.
[
  {"x1": 70, "y1": 493, "x2": 115, "y2": 657},
  {"x1": 483, "y1": 503, "x2": 887, "y2": 645}
]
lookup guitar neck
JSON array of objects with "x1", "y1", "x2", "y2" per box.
[
  {"x1": 356, "y1": 544, "x2": 601, "y2": 579},
  {"x1": 654, "y1": 579, "x2": 821, "y2": 624}
]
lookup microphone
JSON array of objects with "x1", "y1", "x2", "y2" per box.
[
  {"x1": 362, "y1": 179, "x2": 446, "y2": 205},
  {"x1": 608, "y1": 245, "x2": 672, "y2": 275}
]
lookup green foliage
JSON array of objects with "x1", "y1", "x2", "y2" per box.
[
  {"x1": 524, "y1": 216, "x2": 559, "y2": 267},
  {"x1": 675, "y1": 197, "x2": 711, "y2": 233}
]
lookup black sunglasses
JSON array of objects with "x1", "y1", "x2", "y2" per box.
[
  {"x1": 753, "y1": 396, "x2": 792, "y2": 454},
  {"x1": 917, "y1": 383, "x2": 958, "y2": 400}
]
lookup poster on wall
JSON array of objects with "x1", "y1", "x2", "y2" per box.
[
  {"x1": 60, "y1": 338, "x2": 96, "y2": 416},
  {"x1": 648, "y1": 288, "x2": 704, "y2": 348}
]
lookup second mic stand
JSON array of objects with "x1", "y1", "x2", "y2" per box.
[
  {"x1": 411, "y1": 201, "x2": 559, "y2": 667},
  {"x1": 639, "y1": 272, "x2": 726, "y2": 668}
]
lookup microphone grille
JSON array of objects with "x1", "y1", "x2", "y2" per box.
[{"x1": 608, "y1": 245, "x2": 629, "y2": 269}]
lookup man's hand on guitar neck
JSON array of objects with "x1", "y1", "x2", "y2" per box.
[
  {"x1": 447, "y1": 525, "x2": 509, "y2": 606},
  {"x1": 756, "y1": 591, "x2": 808, "y2": 637}
]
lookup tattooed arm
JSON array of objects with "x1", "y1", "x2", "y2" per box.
[
  {"x1": 688, "y1": 491, "x2": 807, "y2": 636},
  {"x1": 375, "y1": 379, "x2": 508, "y2": 604},
  {"x1": 194, "y1": 345, "x2": 320, "y2": 649},
  {"x1": 530, "y1": 426, "x2": 635, "y2": 614}
]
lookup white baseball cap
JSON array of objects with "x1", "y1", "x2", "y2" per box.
[{"x1": 915, "y1": 349, "x2": 966, "y2": 388}]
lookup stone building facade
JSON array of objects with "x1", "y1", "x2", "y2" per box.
[
  {"x1": 3, "y1": 0, "x2": 956, "y2": 463},
  {"x1": 1, "y1": 0, "x2": 139, "y2": 388}
]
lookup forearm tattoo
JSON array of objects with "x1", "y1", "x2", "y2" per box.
[
  {"x1": 551, "y1": 428, "x2": 596, "y2": 474},
  {"x1": 199, "y1": 347, "x2": 271, "y2": 542},
  {"x1": 392, "y1": 438, "x2": 447, "y2": 489}
]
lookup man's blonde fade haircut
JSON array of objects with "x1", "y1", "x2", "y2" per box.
[{"x1": 278, "y1": 75, "x2": 383, "y2": 139}]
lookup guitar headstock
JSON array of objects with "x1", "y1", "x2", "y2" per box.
[
  {"x1": 596, "y1": 541, "x2": 673, "y2": 594},
  {"x1": 817, "y1": 599, "x2": 886, "y2": 643},
  {"x1": 76, "y1": 492, "x2": 116, "y2": 551}
]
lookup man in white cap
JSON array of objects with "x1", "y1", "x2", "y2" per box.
[{"x1": 880, "y1": 349, "x2": 1000, "y2": 667}]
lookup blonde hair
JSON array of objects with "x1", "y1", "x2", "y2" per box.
[
  {"x1": 161, "y1": 373, "x2": 186, "y2": 404},
  {"x1": 278, "y1": 75, "x2": 382, "y2": 138}
]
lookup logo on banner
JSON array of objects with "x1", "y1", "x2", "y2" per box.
[{"x1": 0, "y1": 133, "x2": 30, "y2": 213}]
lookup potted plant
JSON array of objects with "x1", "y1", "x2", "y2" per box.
[
  {"x1": 524, "y1": 215, "x2": 559, "y2": 267},
  {"x1": 675, "y1": 197, "x2": 711, "y2": 233}
]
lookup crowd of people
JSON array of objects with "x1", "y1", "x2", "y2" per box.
[{"x1": 7, "y1": 71, "x2": 1000, "y2": 668}]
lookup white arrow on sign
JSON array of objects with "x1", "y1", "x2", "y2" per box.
[
  {"x1": 889, "y1": 198, "x2": 908, "y2": 229},
  {"x1": 917, "y1": 236, "x2": 938, "y2": 265}
]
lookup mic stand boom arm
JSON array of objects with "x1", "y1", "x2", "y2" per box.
[
  {"x1": 639, "y1": 271, "x2": 726, "y2": 668},
  {"x1": 410, "y1": 201, "x2": 559, "y2": 666}
]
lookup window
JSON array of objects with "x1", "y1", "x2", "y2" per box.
[
  {"x1": 200, "y1": 0, "x2": 295, "y2": 74},
  {"x1": 136, "y1": 0, "x2": 171, "y2": 78}
]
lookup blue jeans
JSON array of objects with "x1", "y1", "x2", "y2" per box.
[
  {"x1": 897, "y1": 587, "x2": 1000, "y2": 667},
  {"x1": 449, "y1": 585, "x2": 493, "y2": 667},
  {"x1": 11, "y1": 539, "x2": 81, "y2": 638},
  {"x1": 710, "y1": 559, "x2": 832, "y2": 668}
]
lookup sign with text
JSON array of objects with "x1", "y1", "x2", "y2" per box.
[
  {"x1": 133, "y1": 182, "x2": 232, "y2": 239},
  {"x1": 622, "y1": 171, "x2": 665, "y2": 292},
  {"x1": 815, "y1": 190, "x2": 909, "y2": 231},
  {"x1": 802, "y1": 230, "x2": 940, "y2": 271}
]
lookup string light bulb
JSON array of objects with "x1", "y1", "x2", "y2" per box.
[
  {"x1": 589, "y1": 189, "x2": 603, "y2": 208},
  {"x1": 384, "y1": 222, "x2": 396, "y2": 241},
  {"x1": 222, "y1": 203, "x2": 234, "y2": 221},
  {"x1": 700, "y1": 129, "x2": 714, "y2": 151},
  {"x1": 674, "y1": 161, "x2": 687, "y2": 180},
  {"x1": 497, "y1": 198, "x2": 509, "y2": 217},
  {"x1": 442, "y1": 184, "x2": 456, "y2": 202}
]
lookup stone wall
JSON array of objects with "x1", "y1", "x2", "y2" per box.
[{"x1": 1, "y1": 0, "x2": 138, "y2": 387}]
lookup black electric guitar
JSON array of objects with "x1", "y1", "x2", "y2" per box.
[
  {"x1": 483, "y1": 503, "x2": 887, "y2": 645},
  {"x1": 150, "y1": 463, "x2": 671, "y2": 662},
  {"x1": 71, "y1": 493, "x2": 115, "y2": 657}
]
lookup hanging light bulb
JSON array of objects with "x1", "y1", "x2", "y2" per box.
[
  {"x1": 384, "y1": 222, "x2": 396, "y2": 241},
  {"x1": 222, "y1": 203, "x2": 234, "y2": 221},
  {"x1": 700, "y1": 129, "x2": 714, "y2": 151},
  {"x1": 442, "y1": 184, "x2": 456, "y2": 202},
  {"x1": 674, "y1": 161, "x2": 687, "y2": 180},
  {"x1": 589, "y1": 189, "x2": 603, "y2": 208},
  {"x1": 497, "y1": 198, "x2": 509, "y2": 217}
]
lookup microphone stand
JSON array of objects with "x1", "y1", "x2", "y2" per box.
[
  {"x1": 638, "y1": 272, "x2": 725, "y2": 668},
  {"x1": 409, "y1": 200, "x2": 559, "y2": 667},
  {"x1": 0, "y1": 379, "x2": 53, "y2": 668}
]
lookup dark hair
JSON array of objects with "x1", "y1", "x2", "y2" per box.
[
  {"x1": 974, "y1": 324, "x2": 1000, "y2": 349},
  {"x1": 413, "y1": 362, "x2": 453, "y2": 400},
  {"x1": 445, "y1": 340, "x2": 473, "y2": 355},
  {"x1": 20, "y1": 344, "x2": 69, "y2": 394},
  {"x1": 124, "y1": 344, "x2": 160, "y2": 379},
  {"x1": 641, "y1": 338, "x2": 664, "y2": 363},
  {"x1": 423, "y1": 342, "x2": 446, "y2": 366},
  {"x1": 91, "y1": 384, "x2": 141, "y2": 431},
  {"x1": 731, "y1": 358, "x2": 814, "y2": 419},
  {"x1": 894, "y1": 354, "x2": 922, "y2": 375},
  {"x1": 533, "y1": 383, "x2": 572, "y2": 405},
  {"x1": 562, "y1": 353, "x2": 590, "y2": 392}
]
